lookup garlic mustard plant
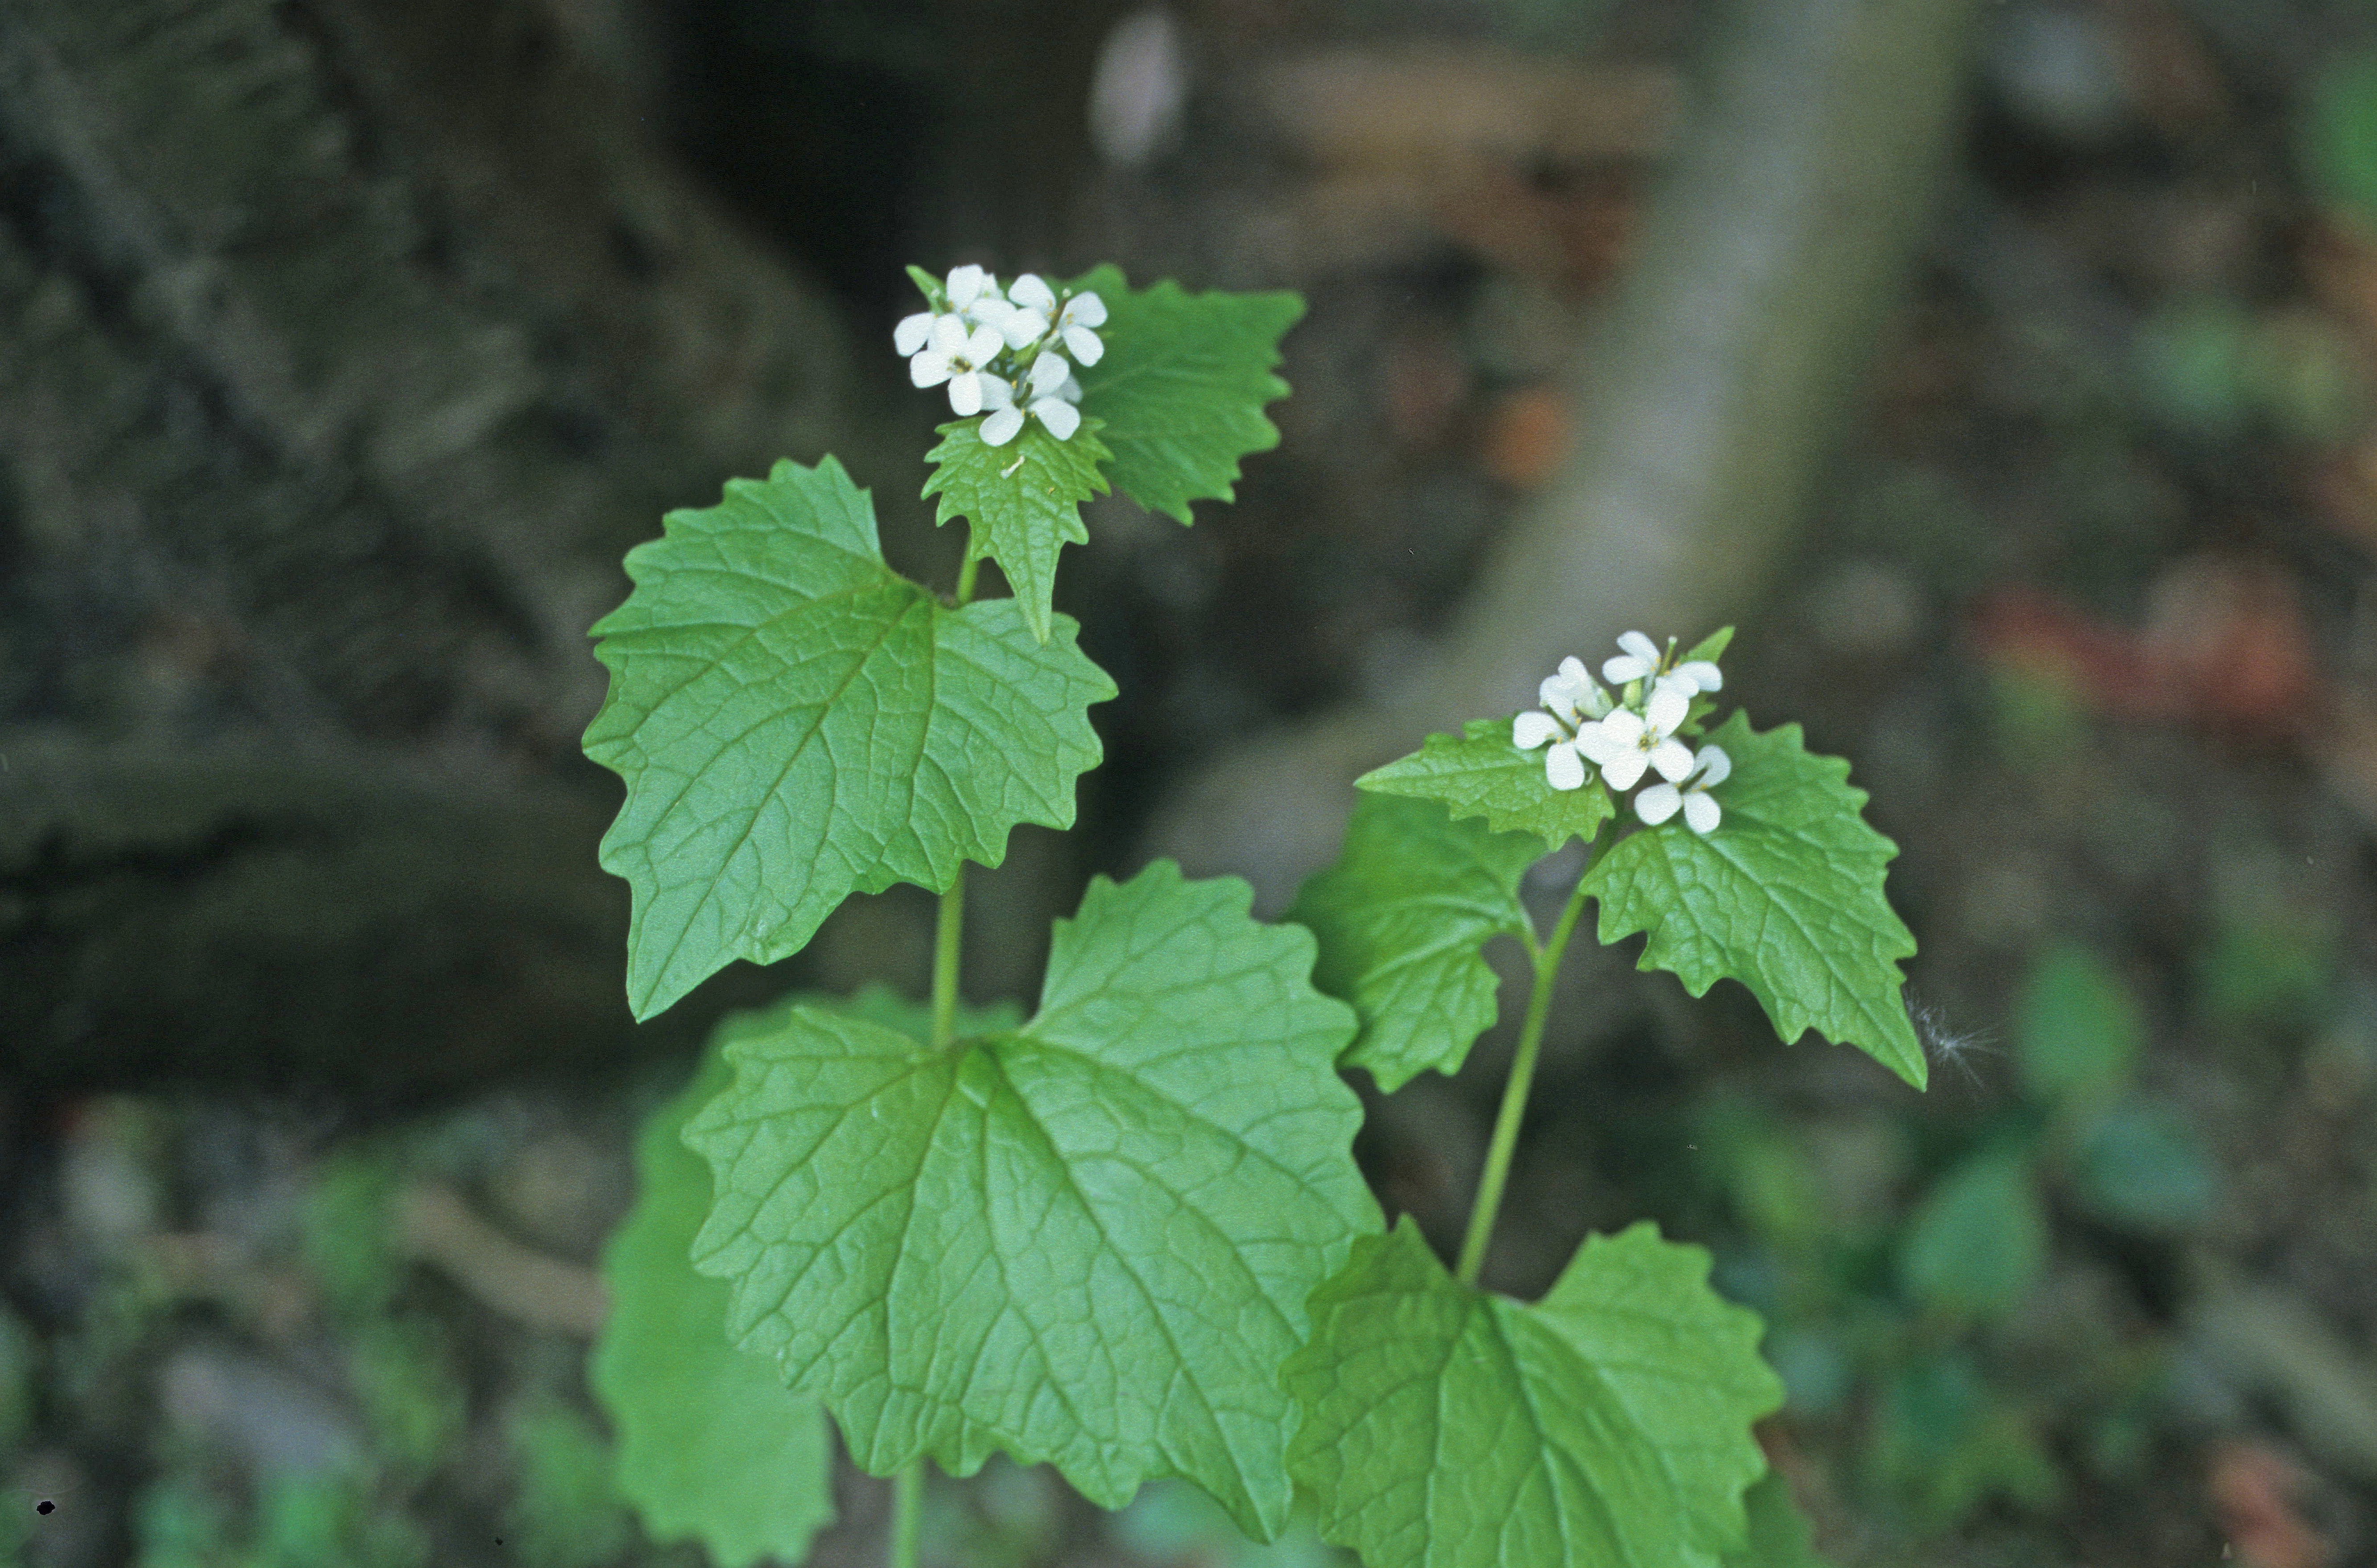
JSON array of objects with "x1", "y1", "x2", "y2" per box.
[{"x1": 581, "y1": 261, "x2": 1922, "y2": 1568}]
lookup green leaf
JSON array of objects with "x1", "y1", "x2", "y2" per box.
[
  {"x1": 1898, "y1": 1148, "x2": 2048, "y2": 1319},
  {"x1": 1722, "y1": 1475, "x2": 1833, "y2": 1568},
  {"x1": 593, "y1": 985, "x2": 1020, "y2": 1568},
  {"x1": 1359, "y1": 717, "x2": 1617, "y2": 854},
  {"x1": 2015, "y1": 946, "x2": 2140, "y2": 1112},
  {"x1": 584, "y1": 457, "x2": 1116, "y2": 1019},
  {"x1": 1581, "y1": 713, "x2": 1925, "y2": 1088},
  {"x1": 686, "y1": 863, "x2": 1377, "y2": 1539},
  {"x1": 923, "y1": 417, "x2": 1113, "y2": 644},
  {"x1": 1685, "y1": 627, "x2": 1736, "y2": 667},
  {"x1": 1069, "y1": 266, "x2": 1303, "y2": 523},
  {"x1": 1284, "y1": 1219, "x2": 1781, "y2": 1568},
  {"x1": 1287, "y1": 791, "x2": 1541, "y2": 1090},
  {"x1": 592, "y1": 1046, "x2": 833, "y2": 1568}
]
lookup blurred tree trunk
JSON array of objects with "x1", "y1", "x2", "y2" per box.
[
  {"x1": 1146, "y1": 0, "x2": 1983, "y2": 907},
  {"x1": 0, "y1": 0, "x2": 852, "y2": 1091}
]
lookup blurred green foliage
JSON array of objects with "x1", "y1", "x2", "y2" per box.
[
  {"x1": 1898, "y1": 1149, "x2": 2048, "y2": 1320},
  {"x1": 2135, "y1": 303, "x2": 2366, "y2": 443},
  {"x1": 136, "y1": 1467, "x2": 429, "y2": 1568},
  {"x1": 2304, "y1": 50, "x2": 2377, "y2": 233},
  {"x1": 301, "y1": 1154, "x2": 404, "y2": 1322},
  {"x1": 2017, "y1": 948, "x2": 2139, "y2": 1111},
  {"x1": 502, "y1": 1397, "x2": 634, "y2": 1568},
  {"x1": 1698, "y1": 941, "x2": 2224, "y2": 1538},
  {"x1": 347, "y1": 1318, "x2": 466, "y2": 1476},
  {"x1": 0, "y1": 1308, "x2": 32, "y2": 1453}
]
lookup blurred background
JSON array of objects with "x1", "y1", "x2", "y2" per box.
[{"x1": 5, "y1": 0, "x2": 2377, "y2": 1562}]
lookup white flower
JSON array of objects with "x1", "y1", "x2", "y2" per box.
[
  {"x1": 1024, "y1": 351, "x2": 1082, "y2": 438},
  {"x1": 1601, "y1": 630, "x2": 1663, "y2": 686},
  {"x1": 1576, "y1": 682, "x2": 1693, "y2": 791},
  {"x1": 911, "y1": 317, "x2": 1006, "y2": 416},
  {"x1": 1512, "y1": 655, "x2": 1605, "y2": 791},
  {"x1": 1634, "y1": 744, "x2": 1729, "y2": 834},
  {"x1": 1538, "y1": 655, "x2": 1610, "y2": 725},
  {"x1": 998, "y1": 272, "x2": 1057, "y2": 341},
  {"x1": 1512, "y1": 709, "x2": 1590, "y2": 791},
  {"x1": 979, "y1": 353, "x2": 1084, "y2": 446},
  {"x1": 1054, "y1": 291, "x2": 1107, "y2": 365}
]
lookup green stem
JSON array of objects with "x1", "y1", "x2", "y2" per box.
[
  {"x1": 890, "y1": 1458, "x2": 924, "y2": 1568},
  {"x1": 930, "y1": 867, "x2": 965, "y2": 1050},
  {"x1": 1454, "y1": 837, "x2": 1603, "y2": 1288},
  {"x1": 930, "y1": 527, "x2": 982, "y2": 1054}
]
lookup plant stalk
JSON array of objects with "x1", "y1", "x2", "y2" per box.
[
  {"x1": 1454, "y1": 840, "x2": 1601, "y2": 1287},
  {"x1": 930, "y1": 527, "x2": 983, "y2": 1054},
  {"x1": 890, "y1": 1457, "x2": 924, "y2": 1568},
  {"x1": 930, "y1": 868, "x2": 966, "y2": 1050}
]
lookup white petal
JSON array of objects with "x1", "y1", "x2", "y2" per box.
[
  {"x1": 1029, "y1": 351, "x2": 1071, "y2": 394},
  {"x1": 1065, "y1": 292, "x2": 1107, "y2": 327},
  {"x1": 1558, "y1": 655, "x2": 1590, "y2": 685},
  {"x1": 1063, "y1": 324, "x2": 1105, "y2": 365},
  {"x1": 1603, "y1": 654, "x2": 1654, "y2": 684},
  {"x1": 1644, "y1": 685, "x2": 1689, "y2": 735},
  {"x1": 1033, "y1": 397, "x2": 1081, "y2": 439},
  {"x1": 1617, "y1": 630, "x2": 1660, "y2": 663},
  {"x1": 963, "y1": 323, "x2": 1003, "y2": 365},
  {"x1": 1653, "y1": 672, "x2": 1699, "y2": 705},
  {"x1": 1683, "y1": 790, "x2": 1721, "y2": 834},
  {"x1": 910, "y1": 351, "x2": 953, "y2": 389},
  {"x1": 979, "y1": 375, "x2": 1015, "y2": 409},
  {"x1": 1058, "y1": 377, "x2": 1083, "y2": 403},
  {"x1": 1572, "y1": 717, "x2": 1625, "y2": 764},
  {"x1": 1676, "y1": 660, "x2": 1723, "y2": 693},
  {"x1": 1694, "y1": 745, "x2": 1731, "y2": 787},
  {"x1": 979, "y1": 405, "x2": 1025, "y2": 446},
  {"x1": 948, "y1": 372, "x2": 984, "y2": 417},
  {"x1": 946, "y1": 265, "x2": 988, "y2": 307},
  {"x1": 931, "y1": 315, "x2": 971, "y2": 355},
  {"x1": 1601, "y1": 750, "x2": 1648, "y2": 791},
  {"x1": 1008, "y1": 273, "x2": 1056, "y2": 312},
  {"x1": 1649, "y1": 737, "x2": 1695, "y2": 782},
  {"x1": 994, "y1": 304, "x2": 1045, "y2": 350},
  {"x1": 1544, "y1": 742, "x2": 1586, "y2": 791},
  {"x1": 1513, "y1": 711, "x2": 1561, "y2": 750},
  {"x1": 1596, "y1": 709, "x2": 1646, "y2": 747},
  {"x1": 1635, "y1": 782, "x2": 1682, "y2": 825},
  {"x1": 894, "y1": 312, "x2": 936, "y2": 355}
]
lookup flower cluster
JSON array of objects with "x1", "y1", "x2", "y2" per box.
[
  {"x1": 1512, "y1": 632, "x2": 1730, "y2": 833},
  {"x1": 896, "y1": 265, "x2": 1108, "y2": 447}
]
